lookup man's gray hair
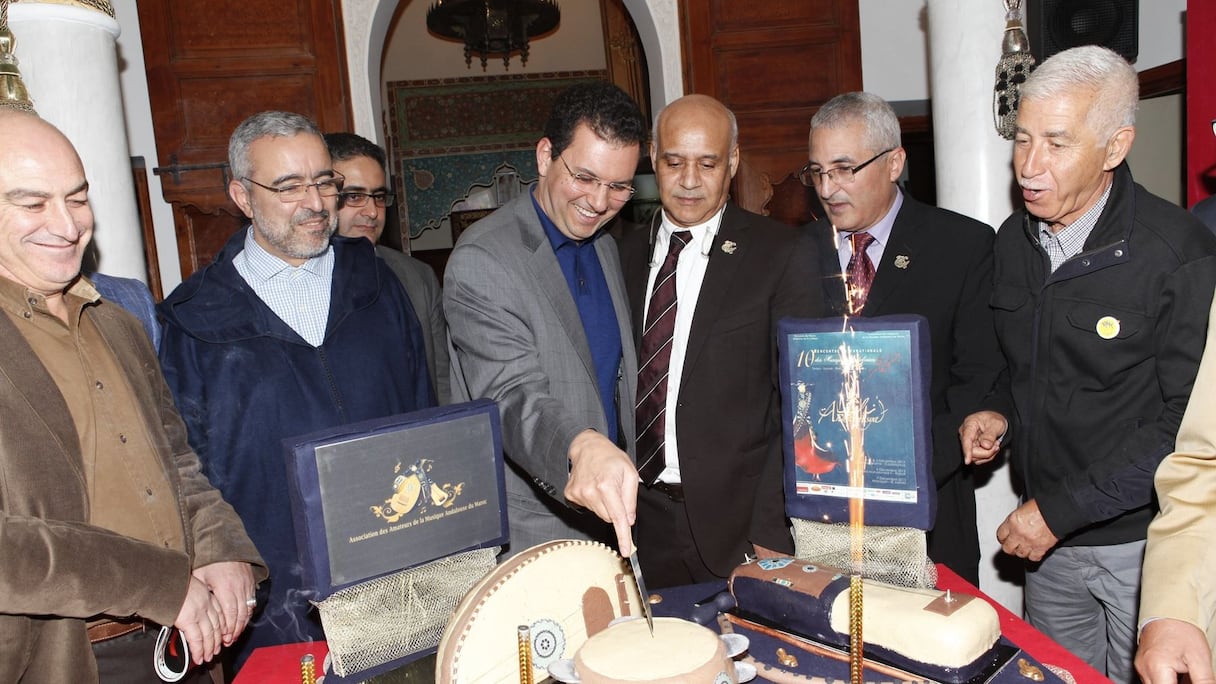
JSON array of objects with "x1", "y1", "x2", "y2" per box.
[
  {"x1": 228, "y1": 111, "x2": 323, "y2": 182},
  {"x1": 1021, "y1": 45, "x2": 1138, "y2": 142},
  {"x1": 811, "y1": 92, "x2": 902, "y2": 153}
]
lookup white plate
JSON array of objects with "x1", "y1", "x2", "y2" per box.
[
  {"x1": 544, "y1": 633, "x2": 752, "y2": 683},
  {"x1": 547, "y1": 659, "x2": 580, "y2": 683},
  {"x1": 721, "y1": 633, "x2": 749, "y2": 658}
]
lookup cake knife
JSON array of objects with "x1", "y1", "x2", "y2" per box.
[{"x1": 627, "y1": 542, "x2": 655, "y2": 635}]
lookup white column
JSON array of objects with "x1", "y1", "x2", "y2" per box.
[
  {"x1": 925, "y1": 0, "x2": 1022, "y2": 613},
  {"x1": 9, "y1": 3, "x2": 146, "y2": 282}
]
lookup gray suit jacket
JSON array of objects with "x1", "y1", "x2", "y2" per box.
[
  {"x1": 444, "y1": 193, "x2": 637, "y2": 546},
  {"x1": 376, "y1": 246, "x2": 451, "y2": 404}
]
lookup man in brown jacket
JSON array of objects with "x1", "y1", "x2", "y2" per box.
[{"x1": 0, "y1": 111, "x2": 265, "y2": 680}]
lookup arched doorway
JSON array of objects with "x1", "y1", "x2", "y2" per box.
[{"x1": 339, "y1": 0, "x2": 683, "y2": 142}]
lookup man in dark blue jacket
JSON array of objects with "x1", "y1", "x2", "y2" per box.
[
  {"x1": 157, "y1": 111, "x2": 434, "y2": 668},
  {"x1": 961, "y1": 47, "x2": 1216, "y2": 683}
]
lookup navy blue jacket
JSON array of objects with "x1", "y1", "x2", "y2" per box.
[
  {"x1": 992, "y1": 163, "x2": 1216, "y2": 547},
  {"x1": 158, "y1": 229, "x2": 434, "y2": 660}
]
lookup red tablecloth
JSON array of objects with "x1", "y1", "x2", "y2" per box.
[
  {"x1": 235, "y1": 565, "x2": 1111, "y2": 683},
  {"x1": 235, "y1": 641, "x2": 329, "y2": 683}
]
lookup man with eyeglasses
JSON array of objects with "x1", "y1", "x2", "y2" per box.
[
  {"x1": 325, "y1": 132, "x2": 450, "y2": 403},
  {"x1": 444, "y1": 82, "x2": 643, "y2": 559},
  {"x1": 802, "y1": 91, "x2": 1009, "y2": 586},
  {"x1": 618, "y1": 94, "x2": 820, "y2": 587},
  {"x1": 158, "y1": 111, "x2": 434, "y2": 667}
]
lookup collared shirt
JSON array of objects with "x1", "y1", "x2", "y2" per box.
[
  {"x1": 1038, "y1": 181, "x2": 1113, "y2": 273},
  {"x1": 835, "y1": 190, "x2": 903, "y2": 272},
  {"x1": 233, "y1": 227, "x2": 335, "y2": 346},
  {"x1": 642, "y1": 205, "x2": 725, "y2": 483},
  {"x1": 532, "y1": 191, "x2": 623, "y2": 444},
  {"x1": 0, "y1": 276, "x2": 184, "y2": 552}
]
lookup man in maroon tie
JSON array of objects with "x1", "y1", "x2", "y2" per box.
[
  {"x1": 800, "y1": 91, "x2": 1010, "y2": 585},
  {"x1": 620, "y1": 94, "x2": 821, "y2": 588}
]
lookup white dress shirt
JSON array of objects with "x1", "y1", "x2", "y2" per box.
[{"x1": 641, "y1": 206, "x2": 725, "y2": 484}]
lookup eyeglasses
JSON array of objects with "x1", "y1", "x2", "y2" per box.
[
  {"x1": 557, "y1": 156, "x2": 636, "y2": 198},
  {"x1": 340, "y1": 191, "x2": 395, "y2": 208},
  {"x1": 798, "y1": 148, "x2": 895, "y2": 188},
  {"x1": 242, "y1": 173, "x2": 345, "y2": 203}
]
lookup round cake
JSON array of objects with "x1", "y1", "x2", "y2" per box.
[{"x1": 575, "y1": 617, "x2": 737, "y2": 684}]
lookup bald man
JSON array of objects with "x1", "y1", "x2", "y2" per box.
[
  {"x1": 619, "y1": 95, "x2": 821, "y2": 586},
  {"x1": 0, "y1": 110, "x2": 263, "y2": 681}
]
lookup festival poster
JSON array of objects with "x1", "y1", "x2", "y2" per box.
[{"x1": 779, "y1": 316, "x2": 935, "y2": 530}]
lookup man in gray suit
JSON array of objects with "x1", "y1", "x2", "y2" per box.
[
  {"x1": 325, "y1": 132, "x2": 451, "y2": 403},
  {"x1": 444, "y1": 82, "x2": 646, "y2": 557}
]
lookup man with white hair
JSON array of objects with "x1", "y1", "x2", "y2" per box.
[{"x1": 960, "y1": 46, "x2": 1216, "y2": 682}]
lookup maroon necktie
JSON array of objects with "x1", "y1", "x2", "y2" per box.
[
  {"x1": 845, "y1": 231, "x2": 876, "y2": 313},
  {"x1": 635, "y1": 231, "x2": 691, "y2": 484}
]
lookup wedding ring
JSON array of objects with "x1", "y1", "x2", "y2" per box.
[{"x1": 245, "y1": 597, "x2": 258, "y2": 608}]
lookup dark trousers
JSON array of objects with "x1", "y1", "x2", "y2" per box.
[
  {"x1": 635, "y1": 484, "x2": 724, "y2": 589},
  {"x1": 93, "y1": 628, "x2": 213, "y2": 684}
]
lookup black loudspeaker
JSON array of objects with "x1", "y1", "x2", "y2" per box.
[{"x1": 1027, "y1": 0, "x2": 1138, "y2": 62}]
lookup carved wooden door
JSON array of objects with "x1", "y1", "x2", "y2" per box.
[
  {"x1": 680, "y1": 0, "x2": 861, "y2": 222},
  {"x1": 137, "y1": 1, "x2": 352, "y2": 279}
]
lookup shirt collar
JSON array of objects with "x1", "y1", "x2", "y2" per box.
[
  {"x1": 0, "y1": 273, "x2": 99, "y2": 325},
  {"x1": 657, "y1": 204, "x2": 726, "y2": 257},
  {"x1": 238, "y1": 226, "x2": 334, "y2": 283},
  {"x1": 1036, "y1": 180, "x2": 1113, "y2": 244},
  {"x1": 843, "y1": 189, "x2": 902, "y2": 247}
]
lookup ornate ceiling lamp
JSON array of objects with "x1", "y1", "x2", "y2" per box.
[
  {"x1": 427, "y1": 0, "x2": 561, "y2": 70},
  {"x1": 0, "y1": 0, "x2": 35, "y2": 112}
]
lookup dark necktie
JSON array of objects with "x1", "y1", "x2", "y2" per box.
[
  {"x1": 845, "y1": 231, "x2": 876, "y2": 313},
  {"x1": 635, "y1": 230, "x2": 692, "y2": 484}
]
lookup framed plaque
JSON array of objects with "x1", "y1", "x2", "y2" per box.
[
  {"x1": 778, "y1": 315, "x2": 935, "y2": 530},
  {"x1": 284, "y1": 399, "x2": 508, "y2": 597}
]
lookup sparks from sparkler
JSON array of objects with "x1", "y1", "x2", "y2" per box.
[{"x1": 839, "y1": 325, "x2": 868, "y2": 684}]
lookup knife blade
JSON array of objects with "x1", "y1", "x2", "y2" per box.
[{"x1": 628, "y1": 545, "x2": 655, "y2": 635}]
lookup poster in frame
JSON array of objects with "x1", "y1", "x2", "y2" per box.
[
  {"x1": 778, "y1": 314, "x2": 935, "y2": 530},
  {"x1": 284, "y1": 399, "x2": 508, "y2": 597}
]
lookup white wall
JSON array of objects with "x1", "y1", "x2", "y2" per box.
[{"x1": 860, "y1": 0, "x2": 1184, "y2": 101}]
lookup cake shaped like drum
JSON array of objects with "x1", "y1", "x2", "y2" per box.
[
  {"x1": 436, "y1": 540, "x2": 645, "y2": 683},
  {"x1": 575, "y1": 617, "x2": 738, "y2": 684}
]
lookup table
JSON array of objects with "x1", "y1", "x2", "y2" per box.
[{"x1": 235, "y1": 565, "x2": 1110, "y2": 683}]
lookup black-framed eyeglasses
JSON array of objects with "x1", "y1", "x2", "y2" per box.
[
  {"x1": 340, "y1": 191, "x2": 395, "y2": 208},
  {"x1": 242, "y1": 173, "x2": 345, "y2": 203},
  {"x1": 798, "y1": 148, "x2": 895, "y2": 188},
  {"x1": 557, "y1": 155, "x2": 636, "y2": 198}
]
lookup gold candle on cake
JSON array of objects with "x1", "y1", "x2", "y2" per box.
[
  {"x1": 299, "y1": 654, "x2": 316, "y2": 684},
  {"x1": 517, "y1": 624, "x2": 533, "y2": 684},
  {"x1": 838, "y1": 339, "x2": 866, "y2": 684}
]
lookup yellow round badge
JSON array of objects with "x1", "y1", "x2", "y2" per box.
[{"x1": 1096, "y1": 316, "x2": 1120, "y2": 340}]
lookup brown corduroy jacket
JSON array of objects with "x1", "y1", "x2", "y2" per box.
[{"x1": 0, "y1": 292, "x2": 266, "y2": 682}]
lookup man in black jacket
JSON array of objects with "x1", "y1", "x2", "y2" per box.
[
  {"x1": 802, "y1": 92, "x2": 1009, "y2": 586},
  {"x1": 961, "y1": 46, "x2": 1216, "y2": 684}
]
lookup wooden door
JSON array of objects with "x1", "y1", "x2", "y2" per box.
[
  {"x1": 680, "y1": 0, "x2": 861, "y2": 222},
  {"x1": 137, "y1": 1, "x2": 352, "y2": 280}
]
